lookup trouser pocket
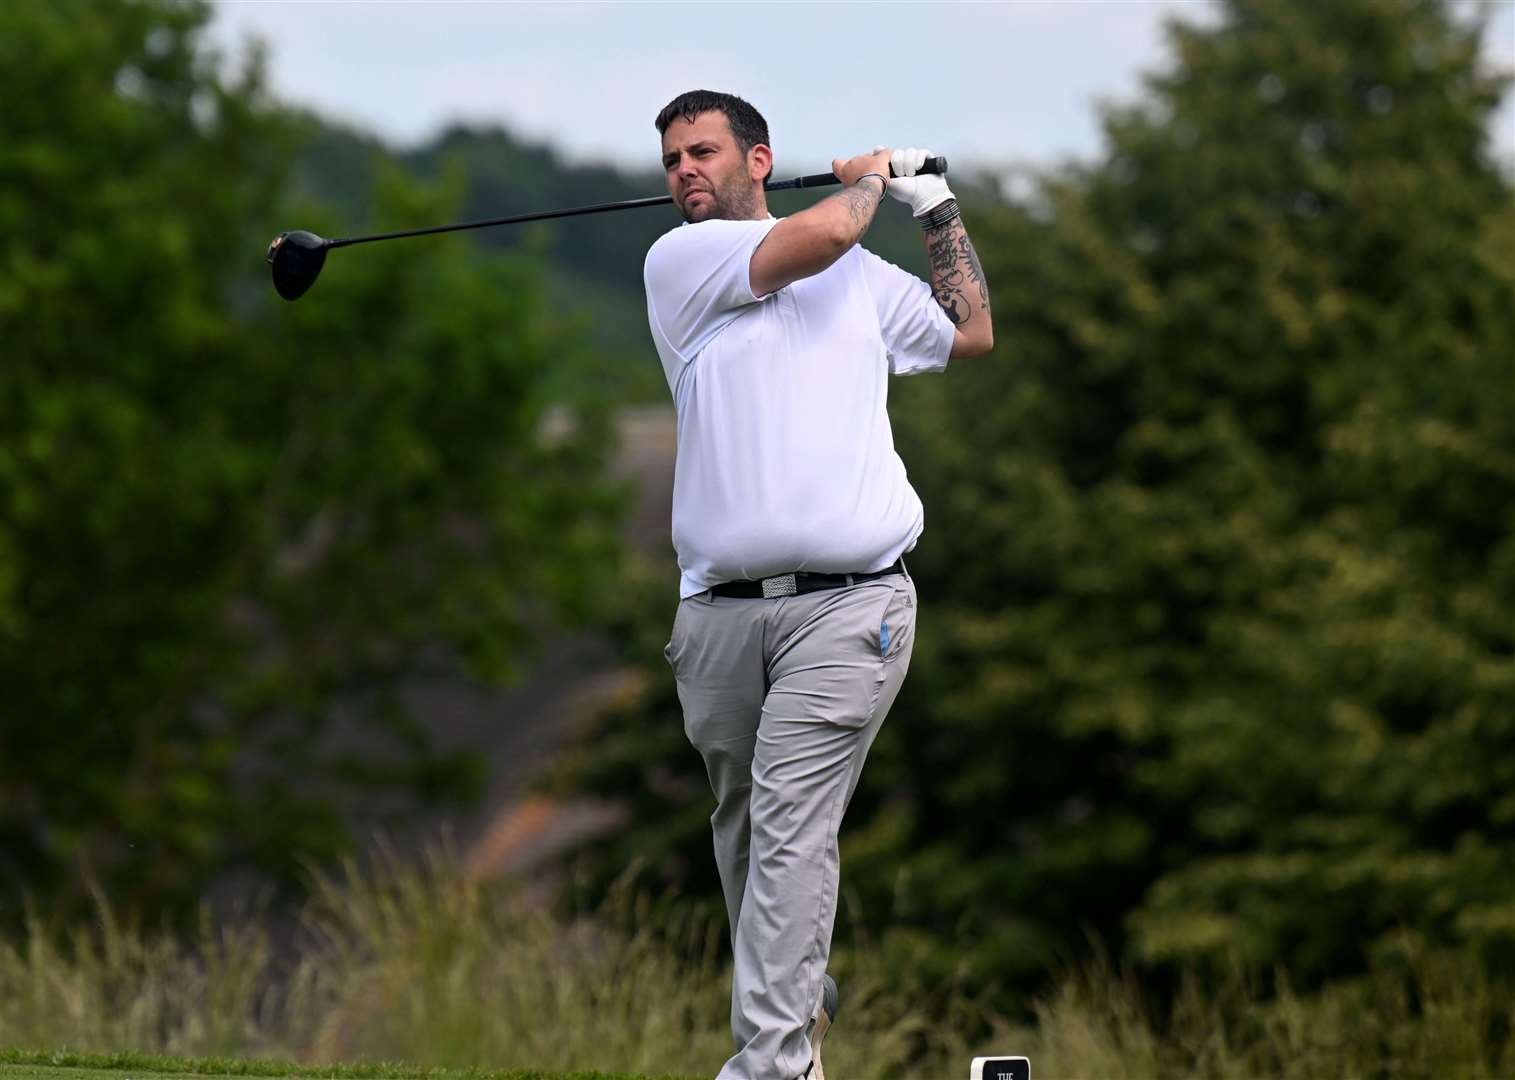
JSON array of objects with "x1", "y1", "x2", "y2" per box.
[{"x1": 873, "y1": 578, "x2": 916, "y2": 663}]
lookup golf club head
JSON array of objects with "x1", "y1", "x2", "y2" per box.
[{"x1": 267, "y1": 230, "x2": 328, "y2": 301}]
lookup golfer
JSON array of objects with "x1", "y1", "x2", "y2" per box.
[{"x1": 644, "y1": 90, "x2": 993, "y2": 1080}]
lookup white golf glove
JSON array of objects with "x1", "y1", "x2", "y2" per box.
[{"x1": 874, "y1": 145, "x2": 954, "y2": 217}]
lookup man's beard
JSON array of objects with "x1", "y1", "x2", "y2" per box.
[{"x1": 680, "y1": 172, "x2": 760, "y2": 223}]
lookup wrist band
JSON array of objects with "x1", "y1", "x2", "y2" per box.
[
  {"x1": 916, "y1": 198, "x2": 961, "y2": 230},
  {"x1": 857, "y1": 173, "x2": 888, "y2": 199}
]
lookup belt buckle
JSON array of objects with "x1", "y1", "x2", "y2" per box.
[{"x1": 761, "y1": 573, "x2": 798, "y2": 598}]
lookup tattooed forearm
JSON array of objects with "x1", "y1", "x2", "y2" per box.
[
  {"x1": 960, "y1": 232, "x2": 990, "y2": 310},
  {"x1": 926, "y1": 224, "x2": 969, "y2": 324},
  {"x1": 829, "y1": 180, "x2": 883, "y2": 247},
  {"x1": 924, "y1": 215, "x2": 991, "y2": 335}
]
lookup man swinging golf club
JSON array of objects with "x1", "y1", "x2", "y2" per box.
[{"x1": 643, "y1": 90, "x2": 994, "y2": 1080}]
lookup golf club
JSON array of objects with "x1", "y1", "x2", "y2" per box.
[{"x1": 266, "y1": 157, "x2": 947, "y2": 301}]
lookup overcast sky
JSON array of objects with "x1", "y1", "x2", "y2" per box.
[{"x1": 208, "y1": 0, "x2": 1513, "y2": 176}]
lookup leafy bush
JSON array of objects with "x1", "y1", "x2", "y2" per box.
[{"x1": 0, "y1": 0, "x2": 625, "y2": 922}]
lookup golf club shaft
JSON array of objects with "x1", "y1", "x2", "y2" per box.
[{"x1": 325, "y1": 157, "x2": 947, "y2": 250}]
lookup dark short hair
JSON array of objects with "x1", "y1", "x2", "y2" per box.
[{"x1": 655, "y1": 90, "x2": 771, "y2": 177}]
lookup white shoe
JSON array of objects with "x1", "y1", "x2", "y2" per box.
[{"x1": 801, "y1": 973, "x2": 838, "y2": 1080}]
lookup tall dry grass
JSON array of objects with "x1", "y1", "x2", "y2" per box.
[
  {"x1": 0, "y1": 841, "x2": 998, "y2": 1076},
  {"x1": 0, "y1": 841, "x2": 1509, "y2": 1078},
  {"x1": 1007, "y1": 943, "x2": 1513, "y2": 1079}
]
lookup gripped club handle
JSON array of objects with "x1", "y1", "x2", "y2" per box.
[{"x1": 773, "y1": 156, "x2": 948, "y2": 192}]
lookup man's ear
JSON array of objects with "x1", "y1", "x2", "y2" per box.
[{"x1": 748, "y1": 143, "x2": 773, "y2": 184}]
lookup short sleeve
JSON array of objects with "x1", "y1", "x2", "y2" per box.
[
  {"x1": 857, "y1": 246, "x2": 956, "y2": 376},
  {"x1": 643, "y1": 218, "x2": 781, "y2": 365}
]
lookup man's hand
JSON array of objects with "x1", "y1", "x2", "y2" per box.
[
  {"x1": 874, "y1": 146, "x2": 955, "y2": 217},
  {"x1": 832, "y1": 149, "x2": 894, "y2": 190}
]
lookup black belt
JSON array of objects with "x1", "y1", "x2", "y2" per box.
[{"x1": 708, "y1": 558, "x2": 906, "y2": 599}]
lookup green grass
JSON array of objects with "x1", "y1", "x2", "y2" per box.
[
  {"x1": 2, "y1": 842, "x2": 1510, "y2": 1079},
  {"x1": 0, "y1": 1047, "x2": 684, "y2": 1079}
]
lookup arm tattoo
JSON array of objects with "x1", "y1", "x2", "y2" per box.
[
  {"x1": 960, "y1": 232, "x2": 990, "y2": 310},
  {"x1": 924, "y1": 217, "x2": 990, "y2": 327},
  {"x1": 834, "y1": 182, "x2": 881, "y2": 243},
  {"x1": 925, "y1": 222, "x2": 969, "y2": 325}
]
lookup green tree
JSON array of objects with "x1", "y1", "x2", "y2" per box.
[
  {"x1": 886, "y1": 0, "x2": 1515, "y2": 989},
  {"x1": 554, "y1": 0, "x2": 1514, "y2": 1004},
  {"x1": 0, "y1": 0, "x2": 625, "y2": 922}
]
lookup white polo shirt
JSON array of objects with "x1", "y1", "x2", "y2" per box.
[{"x1": 644, "y1": 217, "x2": 955, "y2": 598}]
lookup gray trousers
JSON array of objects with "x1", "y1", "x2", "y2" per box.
[{"x1": 665, "y1": 571, "x2": 918, "y2": 1080}]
